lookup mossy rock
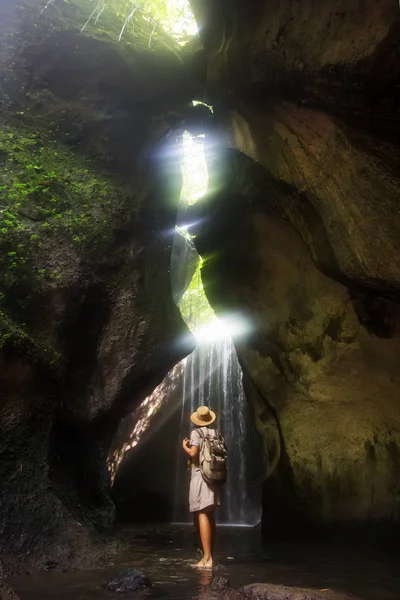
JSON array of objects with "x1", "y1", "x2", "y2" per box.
[{"x1": 0, "y1": 121, "x2": 134, "y2": 362}]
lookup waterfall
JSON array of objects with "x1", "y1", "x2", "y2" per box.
[{"x1": 174, "y1": 336, "x2": 261, "y2": 526}]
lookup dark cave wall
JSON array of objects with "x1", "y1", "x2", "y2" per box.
[
  {"x1": 192, "y1": 149, "x2": 400, "y2": 533},
  {"x1": 189, "y1": 0, "x2": 400, "y2": 533},
  {"x1": 0, "y1": 0, "x2": 198, "y2": 572}
]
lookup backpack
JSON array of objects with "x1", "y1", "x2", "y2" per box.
[{"x1": 198, "y1": 428, "x2": 228, "y2": 485}]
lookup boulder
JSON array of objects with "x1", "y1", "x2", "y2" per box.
[
  {"x1": 200, "y1": 576, "x2": 248, "y2": 600},
  {"x1": 106, "y1": 568, "x2": 151, "y2": 593},
  {"x1": 199, "y1": 576, "x2": 363, "y2": 600},
  {"x1": 245, "y1": 583, "x2": 362, "y2": 600}
]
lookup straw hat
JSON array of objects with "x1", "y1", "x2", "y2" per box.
[{"x1": 190, "y1": 406, "x2": 216, "y2": 427}]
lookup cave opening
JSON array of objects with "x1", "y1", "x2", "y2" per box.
[{"x1": 1, "y1": 0, "x2": 400, "y2": 597}]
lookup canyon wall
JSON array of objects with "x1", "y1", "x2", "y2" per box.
[
  {"x1": 0, "y1": 0, "x2": 197, "y2": 571},
  {"x1": 189, "y1": 0, "x2": 400, "y2": 534}
]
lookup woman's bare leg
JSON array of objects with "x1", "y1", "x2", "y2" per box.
[
  {"x1": 193, "y1": 513, "x2": 201, "y2": 550},
  {"x1": 210, "y1": 512, "x2": 216, "y2": 553},
  {"x1": 195, "y1": 507, "x2": 215, "y2": 568}
]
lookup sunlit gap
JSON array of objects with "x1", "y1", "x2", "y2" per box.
[
  {"x1": 177, "y1": 122, "x2": 250, "y2": 345},
  {"x1": 108, "y1": 104, "x2": 251, "y2": 481},
  {"x1": 108, "y1": 123, "x2": 218, "y2": 480}
]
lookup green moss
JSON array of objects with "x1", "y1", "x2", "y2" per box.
[
  {"x1": 0, "y1": 119, "x2": 135, "y2": 367},
  {"x1": 0, "y1": 0, "x2": 191, "y2": 365},
  {"x1": 0, "y1": 123, "x2": 128, "y2": 302},
  {"x1": 0, "y1": 309, "x2": 62, "y2": 372}
]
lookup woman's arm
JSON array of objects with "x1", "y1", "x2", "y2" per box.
[{"x1": 182, "y1": 438, "x2": 199, "y2": 459}]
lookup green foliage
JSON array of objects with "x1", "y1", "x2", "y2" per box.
[
  {"x1": 58, "y1": 0, "x2": 197, "y2": 47},
  {"x1": 143, "y1": 0, "x2": 197, "y2": 42},
  {"x1": 178, "y1": 260, "x2": 215, "y2": 333}
]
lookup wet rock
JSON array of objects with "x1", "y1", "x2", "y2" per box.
[
  {"x1": 0, "y1": 582, "x2": 19, "y2": 600},
  {"x1": 245, "y1": 583, "x2": 362, "y2": 600},
  {"x1": 199, "y1": 576, "x2": 248, "y2": 600},
  {"x1": 199, "y1": 577, "x2": 363, "y2": 600},
  {"x1": 105, "y1": 569, "x2": 151, "y2": 593}
]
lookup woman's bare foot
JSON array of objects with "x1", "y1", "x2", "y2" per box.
[{"x1": 193, "y1": 558, "x2": 213, "y2": 569}]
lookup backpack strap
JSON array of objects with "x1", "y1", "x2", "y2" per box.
[
  {"x1": 197, "y1": 428, "x2": 216, "y2": 439},
  {"x1": 196, "y1": 428, "x2": 204, "y2": 450},
  {"x1": 196, "y1": 429, "x2": 205, "y2": 457},
  {"x1": 197, "y1": 427, "x2": 207, "y2": 449}
]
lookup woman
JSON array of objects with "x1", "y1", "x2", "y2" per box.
[{"x1": 182, "y1": 405, "x2": 220, "y2": 569}]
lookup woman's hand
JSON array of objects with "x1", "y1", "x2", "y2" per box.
[{"x1": 182, "y1": 438, "x2": 199, "y2": 459}]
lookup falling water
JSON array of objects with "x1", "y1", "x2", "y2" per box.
[{"x1": 174, "y1": 336, "x2": 261, "y2": 526}]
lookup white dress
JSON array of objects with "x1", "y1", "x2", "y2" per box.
[{"x1": 189, "y1": 427, "x2": 221, "y2": 513}]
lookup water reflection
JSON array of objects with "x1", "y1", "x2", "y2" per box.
[{"x1": 196, "y1": 569, "x2": 213, "y2": 593}]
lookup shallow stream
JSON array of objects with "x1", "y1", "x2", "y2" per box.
[{"x1": 12, "y1": 525, "x2": 400, "y2": 600}]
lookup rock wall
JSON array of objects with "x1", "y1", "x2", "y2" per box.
[
  {"x1": 189, "y1": 0, "x2": 400, "y2": 534},
  {"x1": 0, "y1": 0, "x2": 197, "y2": 571}
]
